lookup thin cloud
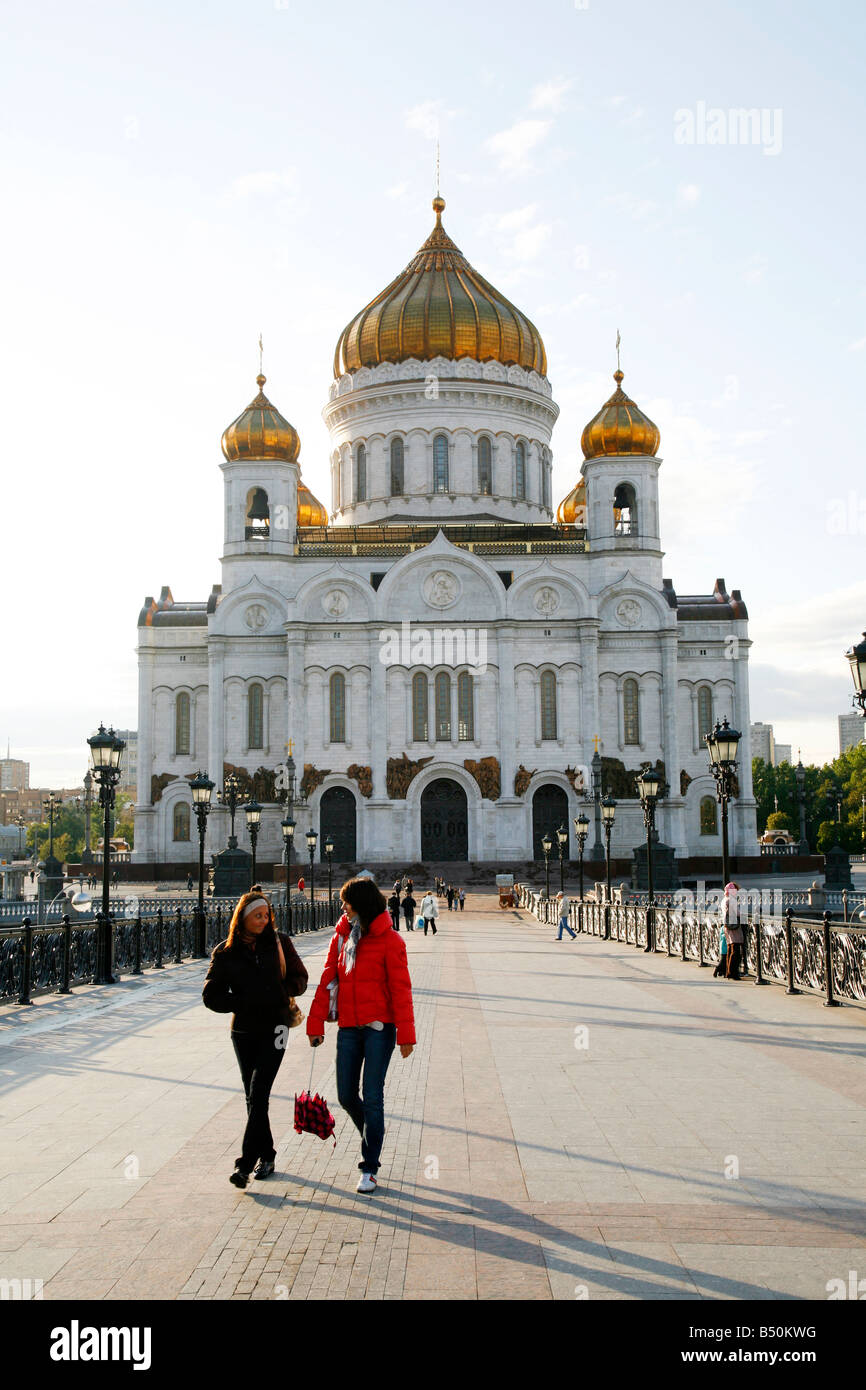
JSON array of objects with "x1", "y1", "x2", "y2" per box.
[
  {"x1": 485, "y1": 119, "x2": 552, "y2": 172},
  {"x1": 530, "y1": 78, "x2": 573, "y2": 112},
  {"x1": 404, "y1": 100, "x2": 458, "y2": 139}
]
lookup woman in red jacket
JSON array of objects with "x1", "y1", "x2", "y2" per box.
[{"x1": 307, "y1": 876, "x2": 415, "y2": 1194}]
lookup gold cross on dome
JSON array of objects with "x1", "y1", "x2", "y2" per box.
[
  {"x1": 593, "y1": 734, "x2": 601, "y2": 753},
  {"x1": 287, "y1": 738, "x2": 295, "y2": 756}
]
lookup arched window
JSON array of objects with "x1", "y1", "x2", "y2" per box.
[
  {"x1": 412, "y1": 673, "x2": 428, "y2": 742},
  {"x1": 623, "y1": 678, "x2": 640, "y2": 745},
  {"x1": 515, "y1": 441, "x2": 526, "y2": 500},
  {"x1": 540, "y1": 671, "x2": 557, "y2": 740},
  {"x1": 245, "y1": 487, "x2": 270, "y2": 540},
  {"x1": 435, "y1": 672, "x2": 451, "y2": 740},
  {"x1": 173, "y1": 802, "x2": 190, "y2": 842},
  {"x1": 700, "y1": 796, "x2": 718, "y2": 835},
  {"x1": 248, "y1": 683, "x2": 264, "y2": 749},
  {"x1": 355, "y1": 444, "x2": 366, "y2": 503},
  {"x1": 390, "y1": 438, "x2": 404, "y2": 496},
  {"x1": 458, "y1": 673, "x2": 474, "y2": 741},
  {"x1": 698, "y1": 686, "x2": 713, "y2": 743},
  {"x1": 433, "y1": 435, "x2": 449, "y2": 493},
  {"x1": 175, "y1": 692, "x2": 190, "y2": 756},
  {"x1": 478, "y1": 437, "x2": 492, "y2": 495},
  {"x1": 330, "y1": 673, "x2": 346, "y2": 742},
  {"x1": 613, "y1": 482, "x2": 638, "y2": 535}
]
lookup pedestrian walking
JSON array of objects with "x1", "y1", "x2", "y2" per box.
[
  {"x1": 556, "y1": 891, "x2": 576, "y2": 940},
  {"x1": 420, "y1": 889, "x2": 439, "y2": 936},
  {"x1": 458, "y1": 888, "x2": 466, "y2": 911},
  {"x1": 401, "y1": 890, "x2": 416, "y2": 931},
  {"x1": 307, "y1": 876, "x2": 416, "y2": 1194},
  {"x1": 202, "y1": 887, "x2": 308, "y2": 1188},
  {"x1": 724, "y1": 882, "x2": 743, "y2": 979},
  {"x1": 446, "y1": 884, "x2": 455, "y2": 911},
  {"x1": 712, "y1": 922, "x2": 728, "y2": 978},
  {"x1": 387, "y1": 888, "x2": 401, "y2": 932},
  {"x1": 187, "y1": 874, "x2": 194, "y2": 892}
]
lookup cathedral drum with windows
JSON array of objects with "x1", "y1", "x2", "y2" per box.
[{"x1": 133, "y1": 196, "x2": 758, "y2": 868}]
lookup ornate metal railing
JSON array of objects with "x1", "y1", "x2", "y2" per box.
[
  {"x1": 514, "y1": 885, "x2": 866, "y2": 1007},
  {"x1": 1, "y1": 896, "x2": 342, "y2": 1004}
]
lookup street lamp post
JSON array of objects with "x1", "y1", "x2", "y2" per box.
[
  {"x1": 87, "y1": 724, "x2": 126, "y2": 985},
  {"x1": 845, "y1": 631, "x2": 866, "y2": 719},
  {"x1": 705, "y1": 718, "x2": 742, "y2": 888},
  {"x1": 324, "y1": 836, "x2": 334, "y2": 922},
  {"x1": 573, "y1": 813, "x2": 590, "y2": 900},
  {"x1": 190, "y1": 772, "x2": 214, "y2": 956},
  {"x1": 281, "y1": 818, "x2": 295, "y2": 934},
  {"x1": 306, "y1": 828, "x2": 318, "y2": 909},
  {"x1": 795, "y1": 756, "x2": 809, "y2": 854},
  {"x1": 14, "y1": 813, "x2": 26, "y2": 858},
  {"x1": 556, "y1": 824, "x2": 568, "y2": 895},
  {"x1": 81, "y1": 770, "x2": 94, "y2": 867},
  {"x1": 245, "y1": 801, "x2": 262, "y2": 886},
  {"x1": 220, "y1": 773, "x2": 245, "y2": 849},
  {"x1": 602, "y1": 796, "x2": 617, "y2": 903},
  {"x1": 541, "y1": 832, "x2": 552, "y2": 900},
  {"x1": 586, "y1": 750, "x2": 605, "y2": 862},
  {"x1": 636, "y1": 767, "x2": 661, "y2": 952}
]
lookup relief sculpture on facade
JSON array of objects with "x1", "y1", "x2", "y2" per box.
[
  {"x1": 347, "y1": 764, "x2": 373, "y2": 798},
  {"x1": 386, "y1": 753, "x2": 433, "y2": 800},
  {"x1": 301, "y1": 764, "x2": 331, "y2": 799},
  {"x1": 514, "y1": 765, "x2": 536, "y2": 797},
  {"x1": 151, "y1": 773, "x2": 178, "y2": 805},
  {"x1": 464, "y1": 756, "x2": 501, "y2": 801}
]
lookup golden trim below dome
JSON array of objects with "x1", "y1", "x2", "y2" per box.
[{"x1": 581, "y1": 370, "x2": 660, "y2": 460}]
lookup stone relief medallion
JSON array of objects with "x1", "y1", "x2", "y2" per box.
[
  {"x1": 534, "y1": 586, "x2": 560, "y2": 616},
  {"x1": 616, "y1": 599, "x2": 642, "y2": 628},
  {"x1": 423, "y1": 571, "x2": 461, "y2": 609},
  {"x1": 244, "y1": 604, "x2": 269, "y2": 631},
  {"x1": 322, "y1": 589, "x2": 349, "y2": 617}
]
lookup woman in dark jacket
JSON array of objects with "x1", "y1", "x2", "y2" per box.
[
  {"x1": 307, "y1": 877, "x2": 415, "y2": 1195},
  {"x1": 203, "y1": 888, "x2": 308, "y2": 1188}
]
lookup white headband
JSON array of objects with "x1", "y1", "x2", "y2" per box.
[{"x1": 242, "y1": 898, "x2": 268, "y2": 920}]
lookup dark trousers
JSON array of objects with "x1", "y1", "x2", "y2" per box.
[
  {"x1": 726, "y1": 942, "x2": 742, "y2": 979},
  {"x1": 336, "y1": 1024, "x2": 397, "y2": 1173},
  {"x1": 713, "y1": 953, "x2": 727, "y2": 977},
  {"x1": 231, "y1": 1030, "x2": 286, "y2": 1174},
  {"x1": 389, "y1": 910, "x2": 400, "y2": 931},
  {"x1": 423, "y1": 917, "x2": 437, "y2": 935},
  {"x1": 403, "y1": 912, "x2": 414, "y2": 930}
]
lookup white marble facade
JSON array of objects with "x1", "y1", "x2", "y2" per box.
[{"x1": 134, "y1": 259, "x2": 759, "y2": 867}]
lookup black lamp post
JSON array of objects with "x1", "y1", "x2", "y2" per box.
[
  {"x1": 556, "y1": 824, "x2": 568, "y2": 894},
  {"x1": 14, "y1": 813, "x2": 26, "y2": 858},
  {"x1": 587, "y1": 749, "x2": 605, "y2": 861},
  {"x1": 281, "y1": 817, "x2": 295, "y2": 934},
  {"x1": 573, "y1": 813, "x2": 590, "y2": 899},
  {"x1": 220, "y1": 773, "x2": 245, "y2": 849},
  {"x1": 190, "y1": 771, "x2": 214, "y2": 956},
  {"x1": 795, "y1": 756, "x2": 809, "y2": 854},
  {"x1": 87, "y1": 724, "x2": 125, "y2": 985},
  {"x1": 845, "y1": 631, "x2": 866, "y2": 718},
  {"x1": 81, "y1": 770, "x2": 94, "y2": 867},
  {"x1": 705, "y1": 717, "x2": 741, "y2": 888},
  {"x1": 42, "y1": 792, "x2": 64, "y2": 876},
  {"x1": 636, "y1": 767, "x2": 661, "y2": 951},
  {"x1": 245, "y1": 800, "x2": 262, "y2": 885},
  {"x1": 324, "y1": 835, "x2": 334, "y2": 922},
  {"x1": 541, "y1": 832, "x2": 553, "y2": 900},
  {"x1": 306, "y1": 828, "x2": 318, "y2": 907},
  {"x1": 826, "y1": 782, "x2": 843, "y2": 825},
  {"x1": 602, "y1": 795, "x2": 617, "y2": 903}
]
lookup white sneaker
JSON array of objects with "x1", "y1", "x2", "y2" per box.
[{"x1": 356, "y1": 1173, "x2": 377, "y2": 1194}]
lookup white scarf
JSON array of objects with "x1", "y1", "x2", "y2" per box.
[{"x1": 342, "y1": 915, "x2": 363, "y2": 973}]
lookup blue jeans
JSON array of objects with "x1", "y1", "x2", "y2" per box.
[
  {"x1": 335, "y1": 1023, "x2": 397, "y2": 1174},
  {"x1": 557, "y1": 916, "x2": 576, "y2": 940}
]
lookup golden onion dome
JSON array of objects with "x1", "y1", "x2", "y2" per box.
[
  {"x1": 581, "y1": 370, "x2": 660, "y2": 460},
  {"x1": 333, "y1": 197, "x2": 547, "y2": 378},
  {"x1": 297, "y1": 480, "x2": 328, "y2": 527},
  {"x1": 556, "y1": 477, "x2": 586, "y2": 526},
  {"x1": 221, "y1": 374, "x2": 300, "y2": 463}
]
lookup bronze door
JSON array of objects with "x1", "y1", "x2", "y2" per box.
[{"x1": 420, "y1": 779, "x2": 468, "y2": 861}]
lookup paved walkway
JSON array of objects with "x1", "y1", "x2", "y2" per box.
[{"x1": 0, "y1": 897, "x2": 864, "y2": 1300}]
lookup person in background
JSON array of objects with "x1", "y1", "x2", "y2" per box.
[
  {"x1": 387, "y1": 887, "x2": 401, "y2": 932},
  {"x1": 713, "y1": 920, "x2": 728, "y2": 978},
  {"x1": 202, "y1": 887, "x2": 308, "y2": 1188},
  {"x1": 446, "y1": 884, "x2": 455, "y2": 911},
  {"x1": 458, "y1": 888, "x2": 466, "y2": 911},
  {"x1": 556, "y1": 891, "x2": 576, "y2": 941},
  {"x1": 401, "y1": 888, "x2": 416, "y2": 931},
  {"x1": 306, "y1": 877, "x2": 416, "y2": 1194},
  {"x1": 724, "y1": 882, "x2": 744, "y2": 979},
  {"x1": 420, "y1": 888, "x2": 439, "y2": 936}
]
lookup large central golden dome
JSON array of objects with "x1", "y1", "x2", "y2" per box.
[{"x1": 333, "y1": 197, "x2": 547, "y2": 379}]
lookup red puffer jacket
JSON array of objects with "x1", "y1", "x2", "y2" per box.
[{"x1": 306, "y1": 911, "x2": 416, "y2": 1045}]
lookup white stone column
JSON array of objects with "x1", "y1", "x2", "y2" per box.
[
  {"x1": 497, "y1": 627, "x2": 517, "y2": 798},
  {"x1": 660, "y1": 630, "x2": 687, "y2": 854},
  {"x1": 286, "y1": 628, "x2": 307, "y2": 782},
  {"x1": 207, "y1": 638, "x2": 226, "y2": 855},
  {"x1": 369, "y1": 634, "x2": 386, "y2": 800},
  {"x1": 136, "y1": 648, "x2": 155, "y2": 808},
  {"x1": 731, "y1": 639, "x2": 758, "y2": 854}
]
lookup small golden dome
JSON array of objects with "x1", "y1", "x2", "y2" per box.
[
  {"x1": 221, "y1": 375, "x2": 300, "y2": 463},
  {"x1": 333, "y1": 197, "x2": 547, "y2": 378},
  {"x1": 581, "y1": 370, "x2": 660, "y2": 460},
  {"x1": 297, "y1": 480, "x2": 328, "y2": 527},
  {"x1": 556, "y1": 477, "x2": 586, "y2": 526}
]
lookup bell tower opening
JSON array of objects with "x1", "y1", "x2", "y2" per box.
[
  {"x1": 245, "y1": 487, "x2": 270, "y2": 541},
  {"x1": 613, "y1": 482, "x2": 638, "y2": 536}
]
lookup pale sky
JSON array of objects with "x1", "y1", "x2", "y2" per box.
[{"x1": 2, "y1": 0, "x2": 865, "y2": 787}]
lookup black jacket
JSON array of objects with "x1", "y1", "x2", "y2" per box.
[{"x1": 202, "y1": 930, "x2": 308, "y2": 1034}]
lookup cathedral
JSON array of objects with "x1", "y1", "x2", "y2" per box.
[{"x1": 133, "y1": 195, "x2": 759, "y2": 869}]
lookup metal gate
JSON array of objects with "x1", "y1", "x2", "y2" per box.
[
  {"x1": 532, "y1": 784, "x2": 568, "y2": 860},
  {"x1": 319, "y1": 786, "x2": 357, "y2": 862},
  {"x1": 420, "y1": 779, "x2": 468, "y2": 861}
]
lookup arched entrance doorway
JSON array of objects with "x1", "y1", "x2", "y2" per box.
[
  {"x1": 420, "y1": 779, "x2": 468, "y2": 861},
  {"x1": 319, "y1": 786, "x2": 357, "y2": 862},
  {"x1": 532, "y1": 784, "x2": 569, "y2": 860}
]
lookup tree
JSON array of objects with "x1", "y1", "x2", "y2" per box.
[{"x1": 766, "y1": 811, "x2": 793, "y2": 834}]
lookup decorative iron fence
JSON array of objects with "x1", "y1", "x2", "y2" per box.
[
  {"x1": 514, "y1": 885, "x2": 866, "y2": 1007},
  {"x1": 1, "y1": 896, "x2": 342, "y2": 1004}
]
